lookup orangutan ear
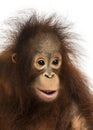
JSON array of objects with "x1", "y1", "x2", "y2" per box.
[{"x1": 12, "y1": 53, "x2": 16, "y2": 63}]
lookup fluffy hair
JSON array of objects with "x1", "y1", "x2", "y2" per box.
[{"x1": 0, "y1": 12, "x2": 93, "y2": 130}]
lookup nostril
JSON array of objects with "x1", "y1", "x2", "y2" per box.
[{"x1": 45, "y1": 74, "x2": 50, "y2": 78}]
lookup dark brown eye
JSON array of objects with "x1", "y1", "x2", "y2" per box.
[
  {"x1": 38, "y1": 60, "x2": 45, "y2": 66},
  {"x1": 52, "y1": 59, "x2": 59, "y2": 65}
]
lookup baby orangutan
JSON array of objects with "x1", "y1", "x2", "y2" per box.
[{"x1": 0, "y1": 12, "x2": 93, "y2": 130}]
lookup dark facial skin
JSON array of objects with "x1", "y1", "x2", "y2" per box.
[
  {"x1": 12, "y1": 33, "x2": 62, "y2": 102},
  {"x1": 30, "y1": 33, "x2": 62, "y2": 102}
]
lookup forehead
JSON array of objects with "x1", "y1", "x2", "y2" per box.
[{"x1": 30, "y1": 33, "x2": 61, "y2": 54}]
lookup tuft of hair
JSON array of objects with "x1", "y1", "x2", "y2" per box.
[{"x1": 1, "y1": 12, "x2": 81, "y2": 64}]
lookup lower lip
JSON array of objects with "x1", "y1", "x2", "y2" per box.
[{"x1": 36, "y1": 88, "x2": 58, "y2": 101}]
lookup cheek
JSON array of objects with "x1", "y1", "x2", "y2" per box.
[{"x1": 33, "y1": 74, "x2": 60, "y2": 102}]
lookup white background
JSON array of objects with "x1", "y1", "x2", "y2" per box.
[{"x1": 0, "y1": 0, "x2": 93, "y2": 89}]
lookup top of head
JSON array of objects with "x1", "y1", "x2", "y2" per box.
[{"x1": 14, "y1": 14, "x2": 67, "y2": 54}]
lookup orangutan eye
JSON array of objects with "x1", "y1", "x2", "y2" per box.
[
  {"x1": 38, "y1": 60, "x2": 45, "y2": 66},
  {"x1": 52, "y1": 59, "x2": 59, "y2": 65},
  {"x1": 51, "y1": 55, "x2": 62, "y2": 70}
]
